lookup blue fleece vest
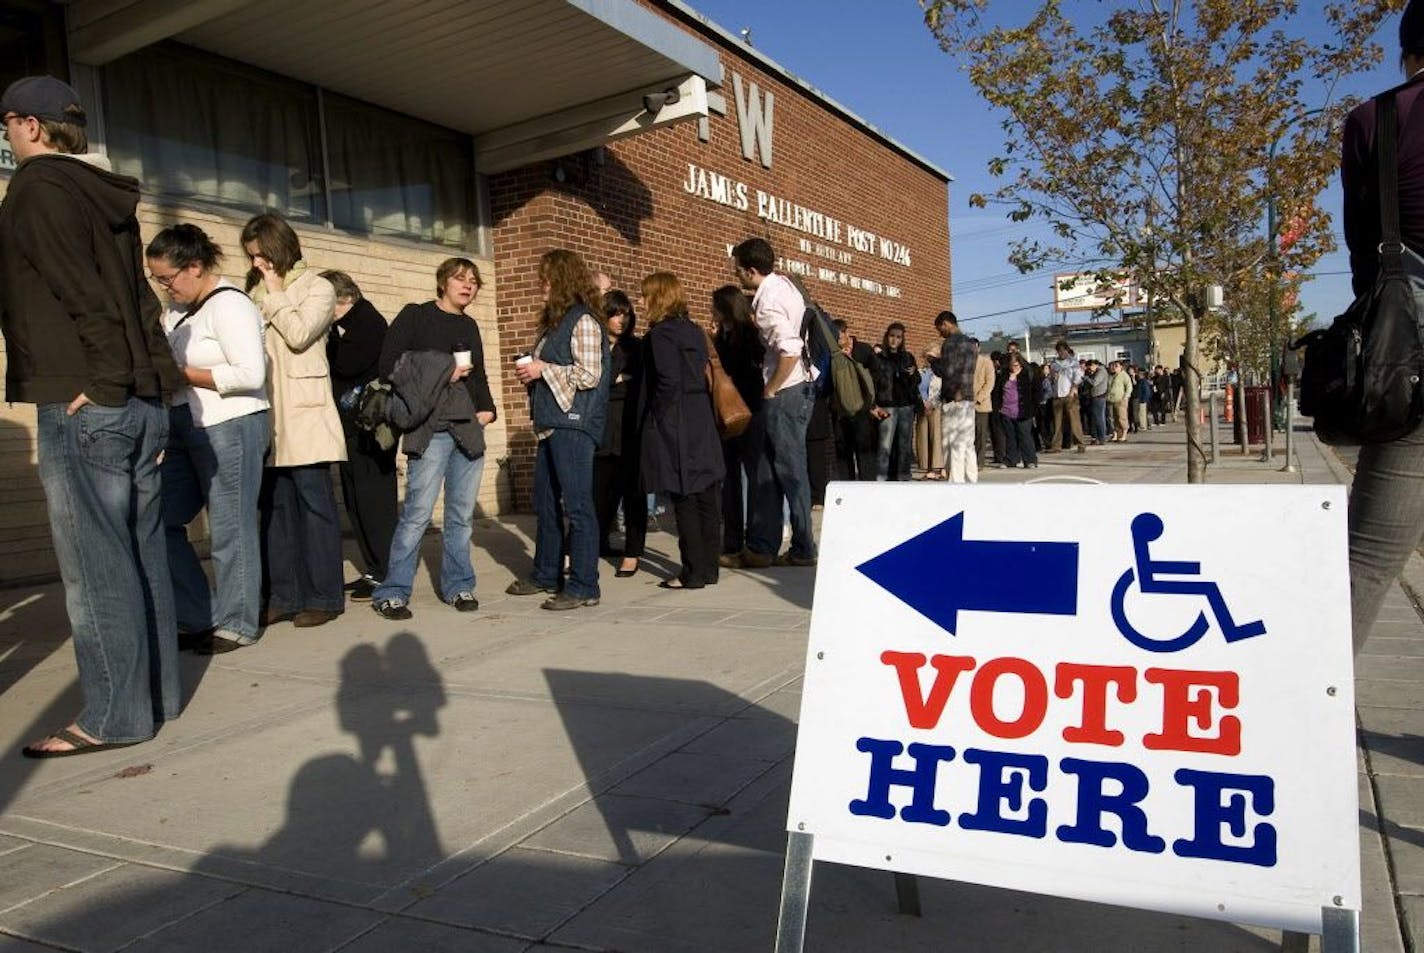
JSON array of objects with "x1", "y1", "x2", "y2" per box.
[{"x1": 531, "y1": 304, "x2": 610, "y2": 440}]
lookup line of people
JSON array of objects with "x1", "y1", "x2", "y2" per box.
[
  {"x1": 2, "y1": 80, "x2": 836, "y2": 761},
  {"x1": 814, "y1": 323, "x2": 1185, "y2": 486}
]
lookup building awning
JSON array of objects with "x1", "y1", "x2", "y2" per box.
[{"x1": 66, "y1": 0, "x2": 722, "y2": 172}]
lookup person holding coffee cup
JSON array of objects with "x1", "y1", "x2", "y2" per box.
[{"x1": 370, "y1": 258, "x2": 496, "y2": 620}]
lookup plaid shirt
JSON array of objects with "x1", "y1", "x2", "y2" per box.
[
  {"x1": 938, "y1": 332, "x2": 977, "y2": 403},
  {"x1": 533, "y1": 313, "x2": 604, "y2": 440}
]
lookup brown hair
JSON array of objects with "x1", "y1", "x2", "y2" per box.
[
  {"x1": 38, "y1": 104, "x2": 88, "y2": 154},
  {"x1": 640, "y1": 272, "x2": 688, "y2": 327},
  {"x1": 538, "y1": 249, "x2": 603, "y2": 332},
  {"x1": 436, "y1": 257, "x2": 482, "y2": 297},
  {"x1": 239, "y1": 213, "x2": 303, "y2": 280}
]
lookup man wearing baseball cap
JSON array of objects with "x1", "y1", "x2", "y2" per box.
[{"x1": 0, "y1": 75, "x2": 185, "y2": 757}]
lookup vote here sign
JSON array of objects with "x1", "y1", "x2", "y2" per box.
[{"x1": 787, "y1": 483, "x2": 1359, "y2": 935}]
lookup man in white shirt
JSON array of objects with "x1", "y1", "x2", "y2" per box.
[
  {"x1": 1045, "y1": 339, "x2": 1088, "y2": 453},
  {"x1": 725, "y1": 237, "x2": 817, "y2": 568}
]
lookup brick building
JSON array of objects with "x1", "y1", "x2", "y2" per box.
[
  {"x1": 0, "y1": 0, "x2": 952, "y2": 581},
  {"x1": 490, "y1": 3, "x2": 951, "y2": 504}
]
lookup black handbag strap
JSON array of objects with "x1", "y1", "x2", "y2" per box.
[
  {"x1": 171, "y1": 284, "x2": 248, "y2": 331},
  {"x1": 1378, "y1": 91, "x2": 1404, "y2": 274}
]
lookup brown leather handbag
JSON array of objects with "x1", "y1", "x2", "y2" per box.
[{"x1": 705, "y1": 330, "x2": 752, "y2": 439}]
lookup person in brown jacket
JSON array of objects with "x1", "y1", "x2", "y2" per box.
[
  {"x1": 241, "y1": 213, "x2": 346, "y2": 629},
  {"x1": 3, "y1": 76, "x2": 186, "y2": 757},
  {"x1": 973, "y1": 343, "x2": 996, "y2": 467}
]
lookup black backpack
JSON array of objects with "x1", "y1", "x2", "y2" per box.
[
  {"x1": 800, "y1": 303, "x2": 838, "y2": 397},
  {"x1": 1295, "y1": 90, "x2": 1424, "y2": 446}
]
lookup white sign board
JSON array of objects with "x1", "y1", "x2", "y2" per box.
[
  {"x1": 787, "y1": 484, "x2": 1359, "y2": 936},
  {"x1": 1054, "y1": 271, "x2": 1141, "y2": 312}
]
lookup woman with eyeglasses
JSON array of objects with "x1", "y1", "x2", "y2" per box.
[
  {"x1": 241, "y1": 212, "x2": 347, "y2": 629},
  {"x1": 593, "y1": 289, "x2": 648, "y2": 577},
  {"x1": 147, "y1": 224, "x2": 270, "y2": 654}
]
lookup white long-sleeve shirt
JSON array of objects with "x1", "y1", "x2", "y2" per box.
[
  {"x1": 751, "y1": 273, "x2": 813, "y2": 392},
  {"x1": 163, "y1": 279, "x2": 270, "y2": 427}
]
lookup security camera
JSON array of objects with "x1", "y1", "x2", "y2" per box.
[{"x1": 642, "y1": 88, "x2": 681, "y2": 114}]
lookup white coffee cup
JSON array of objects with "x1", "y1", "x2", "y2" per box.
[
  {"x1": 454, "y1": 350, "x2": 472, "y2": 369},
  {"x1": 514, "y1": 354, "x2": 533, "y2": 367}
]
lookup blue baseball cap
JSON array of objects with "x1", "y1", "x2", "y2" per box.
[{"x1": 0, "y1": 76, "x2": 85, "y2": 125}]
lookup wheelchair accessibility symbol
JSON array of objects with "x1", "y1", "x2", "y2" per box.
[{"x1": 1111, "y1": 513, "x2": 1266, "y2": 653}]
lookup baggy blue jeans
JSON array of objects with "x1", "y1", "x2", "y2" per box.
[
  {"x1": 747, "y1": 382, "x2": 817, "y2": 559},
  {"x1": 37, "y1": 397, "x2": 178, "y2": 743},
  {"x1": 532, "y1": 429, "x2": 600, "y2": 600},
  {"x1": 374, "y1": 432, "x2": 486, "y2": 603},
  {"x1": 162, "y1": 405, "x2": 269, "y2": 642}
]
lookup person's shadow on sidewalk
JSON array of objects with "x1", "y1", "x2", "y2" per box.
[{"x1": 202, "y1": 632, "x2": 448, "y2": 880}]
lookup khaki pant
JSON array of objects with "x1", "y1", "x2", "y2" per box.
[
  {"x1": 1109, "y1": 399, "x2": 1129, "y2": 438},
  {"x1": 915, "y1": 405, "x2": 943, "y2": 472},
  {"x1": 1050, "y1": 395, "x2": 1086, "y2": 449}
]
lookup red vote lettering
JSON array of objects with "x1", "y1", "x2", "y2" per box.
[
  {"x1": 969, "y1": 657, "x2": 1049, "y2": 739},
  {"x1": 1143, "y1": 668, "x2": 1241, "y2": 755},
  {"x1": 880, "y1": 651, "x2": 976, "y2": 730},
  {"x1": 1055, "y1": 663, "x2": 1138, "y2": 747}
]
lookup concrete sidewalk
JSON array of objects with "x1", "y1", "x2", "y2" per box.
[{"x1": 0, "y1": 422, "x2": 1414, "y2": 952}]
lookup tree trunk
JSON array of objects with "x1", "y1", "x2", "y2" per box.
[
  {"x1": 1184, "y1": 305, "x2": 1205, "y2": 484},
  {"x1": 1235, "y1": 380, "x2": 1249, "y2": 454}
]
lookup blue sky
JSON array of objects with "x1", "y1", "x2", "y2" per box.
[{"x1": 686, "y1": 0, "x2": 1403, "y2": 336}]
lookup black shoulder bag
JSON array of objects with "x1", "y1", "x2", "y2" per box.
[{"x1": 1295, "y1": 91, "x2": 1424, "y2": 445}]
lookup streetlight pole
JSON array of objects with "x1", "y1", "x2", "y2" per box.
[{"x1": 1266, "y1": 107, "x2": 1328, "y2": 419}]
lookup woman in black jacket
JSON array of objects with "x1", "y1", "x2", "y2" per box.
[
  {"x1": 994, "y1": 353, "x2": 1039, "y2": 468},
  {"x1": 324, "y1": 271, "x2": 397, "y2": 599},
  {"x1": 593, "y1": 290, "x2": 647, "y2": 577},
  {"x1": 640, "y1": 272, "x2": 726, "y2": 589},
  {"x1": 711, "y1": 285, "x2": 764, "y2": 557}
]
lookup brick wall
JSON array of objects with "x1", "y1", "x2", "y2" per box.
[
  {"x1": 0, "y1": 183, "x2": 503, "y2": 585},
  {"x1": 490, "y1": 3, "x2": 953, "y2": 506}
]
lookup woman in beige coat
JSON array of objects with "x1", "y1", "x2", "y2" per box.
[{"x1": 241, "y1": 213, "x2": 346, "y2": 628}]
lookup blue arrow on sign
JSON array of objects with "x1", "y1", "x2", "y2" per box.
[{"x1": 855, "y1": 512, "x2": 1079, "y2": 636}]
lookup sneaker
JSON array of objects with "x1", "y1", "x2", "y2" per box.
[
  {"x1": 373, "y1": 598, "x2": 413, "y2": 621},
  {"x1": 541, "y1": 592, "x2": 600, "y2": 610},
  {"x1": 451, "y1": 591, "x2": 479, "y2": 612},
  {"x1": 1076, "y1": 444, "x2": 1087, "y2": 454},
  {"x1": 774, "y1": 553, "x2": 818, "y2": 568},
  {"x1": 506, "y1": 578, "x2": 556, "y2": 596},
  {"x1": 346, "y1": 576, "x2": 378, "y2": 601}
]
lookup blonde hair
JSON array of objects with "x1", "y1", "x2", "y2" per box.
[{"x1": 640, "y1": 272, "x2": 688, "y2": 326}]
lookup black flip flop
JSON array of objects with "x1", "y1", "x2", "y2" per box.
[{"x1": 22, "y1": 727, "x2": 140, "y2": 759}]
